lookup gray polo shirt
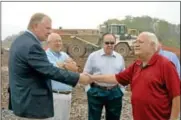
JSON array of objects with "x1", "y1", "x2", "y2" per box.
[{"x1": 84, "y1": 48, "x2": 125, "y2": 92}]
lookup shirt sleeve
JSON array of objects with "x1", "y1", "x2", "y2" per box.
[
  {"x1": 172, "y1": 54, "x2": 180, "y2": 79},
  {"x1": 83, "y1": 53, "x2": 93, "y2": 74},
  {"x1": 120, "y1": 55, "x2": 126, "y2": 71},
  {"x1": 163, "y1": 61, "x2": 180, "y2": 99},
  {"x1": 63, "y1": 52, "x2": 70, "y2": 59},
  {"x1": 46, "y1": 51, "x2": 57, "y2": 67},
  {"x1": 115, "y1": 63, "x2": 135, "y2": 86},
  {"x1": 28, "y1": 44, "x2": 79, "y2": 87}
]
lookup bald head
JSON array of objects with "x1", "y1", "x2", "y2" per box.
[
  {"x1": 47, "y1": 33, "x2": 63, "y2": 52},
  {"x1": 47, "y1": 33, "x2": 62, "y2": 42},
  {"x1": 133, "y1": 31, "x2": 159, "y2": 57},
  {"x1": 138, "y1": 32, "x2": 159, "y2": 51}
]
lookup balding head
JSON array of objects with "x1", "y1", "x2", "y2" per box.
[
  {"x1": 27, "y1": 13, "x2": 52, "y2": 41},
  {"x1": 47, "y1": 33, "x2": 62, "y2": 42},
  {"x1": 133, "y1": 31, "x2": 159, "y2": 57},
  {"x1": 47, "y1": 33, "x2": 63, "y2": 52}
]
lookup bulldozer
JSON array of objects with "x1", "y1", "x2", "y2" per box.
[
  {"x1": 98, "y1": 23, "x2": 137, "y2": 56},
  {"x1": 50, "y1": 23, "x2": 137, "y2": 72},
  {"x1": 128, "y1": 29, "x2": 139, "y2": 36}
]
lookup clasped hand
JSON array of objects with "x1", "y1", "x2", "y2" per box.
[
  {"x1": 57, "y1": 59, "x2": 94, "y2": 85},
  {"x1": 56, "y1": 58, "x2": 78, "y2": 72},
  {"x1": 78, "y1": 73, "x2": 94, "y2": 85}
]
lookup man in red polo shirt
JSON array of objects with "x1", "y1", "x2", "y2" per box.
[{"x1": 90, "y1": 32, "x2": 180, "y2": 120}]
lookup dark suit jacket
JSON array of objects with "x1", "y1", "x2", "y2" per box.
[{"x1": 8, "y1": 31, "x2": 79, "y2": 118}]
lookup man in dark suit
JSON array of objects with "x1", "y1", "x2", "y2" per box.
[{"x1": 8, "y1": 13, "x2": 92, "y2": 119}]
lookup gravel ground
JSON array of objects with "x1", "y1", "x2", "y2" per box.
[{"x1": 1, "y1": 50, "x2": 133, "y2": 120}]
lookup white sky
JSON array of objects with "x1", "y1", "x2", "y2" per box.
[{"x1": 1, "y1": 2, "x2": 180, "y2": 40}]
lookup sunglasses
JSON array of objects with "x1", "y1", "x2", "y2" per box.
[{"x1": 104, "y1": 41, "x2": 115, "y2": 45}]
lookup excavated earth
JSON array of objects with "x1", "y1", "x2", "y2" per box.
[
  {"x1": 2, "y1": 46, "x2": 180, "y2": 120},
  {"x1": 1, "y1": 49, "x2": 134, "y2": 120}
]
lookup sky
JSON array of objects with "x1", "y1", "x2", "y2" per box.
[{"x1": 1, "y1": 2, "x2": 180, "y2": 40}]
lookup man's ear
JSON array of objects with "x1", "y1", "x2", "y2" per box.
[{"x1": 31, "y1": 23, "x2": 38, "y2": 31}]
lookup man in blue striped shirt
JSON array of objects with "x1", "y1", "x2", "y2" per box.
[
  {"x1": 158, "y1": 39, "x2": 180, "y2": 79},
  {"x1": 46, "y1": 33, "x2": 78, "y2": 120}
]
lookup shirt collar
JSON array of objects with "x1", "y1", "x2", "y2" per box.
[
  {"x1": 100, "y1": 48, "x2": 116, "y2": 57},
  {"x1": 135, "y1": 53, "x2": 160, "y2": 67},
  {"x1": 48, "y1": 48, "x2": 62, "y2": 56},
  {"x1": 26, "y1": 30, "x2": 41, "y2": 44}
]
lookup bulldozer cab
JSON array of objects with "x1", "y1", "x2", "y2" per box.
[
  {"x1": 128, "y1": 29, "x2": 139, "y2": 36},
  {"x1": 98, "y1": 23, "x2": 136, "y2": 56},
  {"x1": 99, "y1": 24, "x2": 132, "y2": 41}
]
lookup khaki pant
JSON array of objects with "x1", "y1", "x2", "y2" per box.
[{"x1": 51, "y1": 93, "x2": 72, "y2": 120}]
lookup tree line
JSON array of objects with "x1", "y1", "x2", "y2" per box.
[
  {"x1": 103, "y1": 15, "x2": 180, "y2": 48},
  {"x1": 2, "y1": 15, "x2": 180, "y2": 49}
]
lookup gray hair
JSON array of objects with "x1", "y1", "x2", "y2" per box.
[
  {"x1": 27, "y1": 13, "x2": 51, "y2": 29},
  {"x1": 141, "y1": 32, "x2": 159, "y2": 51}
]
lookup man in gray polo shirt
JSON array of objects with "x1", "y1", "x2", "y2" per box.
[{"x1": 84, "y1": 33, "x2": 125, "y2": 120}]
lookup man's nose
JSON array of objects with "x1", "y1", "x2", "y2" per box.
[{"x1": 133, "y1": 42, "x2": 140, "y2": 47}]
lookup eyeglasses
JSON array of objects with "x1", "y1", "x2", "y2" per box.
[{"x1": 104, "y1": 42, "x2": 115, "y2": 45}]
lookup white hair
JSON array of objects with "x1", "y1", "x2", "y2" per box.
[
  {"x1": 142, "y1": 32, "x2": 159, "y2": 51},
  {"x1": 47, "y1": 33, "x2": 61, "y2": 43}
]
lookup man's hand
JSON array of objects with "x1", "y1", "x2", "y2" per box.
[
  {"x1": 78, "y1": 73, "x2": 93, "y2": 85},
  {"x1": 64, "y1": 61, "x2": 78, "y2": 72},
  {"x1": 65, "y1": 58, "x2": 76, "y2": 64},
  {"x1": 56, "y1": 62, "x2": 64, "y2": 68},
  {"x1": 64, "y1": 58, "x2": 78, "y2": 72},
  {"x1": 56, "y1": 58, "x2": 78, "y2": 72}
]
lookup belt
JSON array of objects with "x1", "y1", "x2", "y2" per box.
[
  {"x1": 90, "y1": 83, "x2": 118, "y2": 90},
  {"x1": 52, "y1": 90, "x2": 71, "y2": 94}
]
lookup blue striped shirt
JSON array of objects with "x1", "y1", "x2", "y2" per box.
[
  {"x1": 159, "y1": 49, "x2": 180, "y2": 79},
  {"x1": 46, "y1": 48, "x2": 72, "y2": 91}
]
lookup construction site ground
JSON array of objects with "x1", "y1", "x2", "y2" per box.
[
  {"x1": 1, "y1": 49, "x2": 134, "y2": 120},
  {"x1": 1, "y1": 46, "x2": 180, "y2": 120}
]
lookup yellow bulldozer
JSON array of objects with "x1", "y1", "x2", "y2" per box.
[
  {"x1": 50, "y1": 23, "x2": 138, "y2": 72},
  {"x1": 98, "y1": 23, "x2": 137, "y2": 56}
]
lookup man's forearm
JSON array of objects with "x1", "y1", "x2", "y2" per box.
[
  {"x1": 91, "y1": 74, "x2": 118, "y2": 84},
  {"x1": 170, "y1": 96, "x2": 180, "y2": 120}
]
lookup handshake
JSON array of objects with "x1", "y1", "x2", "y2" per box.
[
  {"x1": 56, "y1": 58, "x2": 93, "y2": 85},
  {"x1": 79, "y1": 73, "x2": 93, "y2": 85}
]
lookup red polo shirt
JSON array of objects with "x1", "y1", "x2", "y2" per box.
[{"x1": 115, "y1": 53, "x2": 180, "y2": 120}]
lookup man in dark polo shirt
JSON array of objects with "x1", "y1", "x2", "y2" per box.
[{"x1": 90, "y1": 32, "x2": 180, "y2": 120}]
